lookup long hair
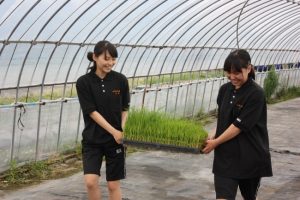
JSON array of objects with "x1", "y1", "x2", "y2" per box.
[
  {"x1": 87, "y1": 40, "x2": 118, "y2": 72},
  {"x1": 223, "y1": 49, "x2": 255, "y2": 80}
]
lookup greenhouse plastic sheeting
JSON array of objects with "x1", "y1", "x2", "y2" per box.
[{"x1": 1, "y1": 0, "x2": 300, "y2": 90}]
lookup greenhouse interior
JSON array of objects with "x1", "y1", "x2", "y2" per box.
[{"x1": 0, "y1": 0, "x2": 300, "y2": 172}]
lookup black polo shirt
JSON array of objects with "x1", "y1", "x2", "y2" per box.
[
  {"x1": 213, "y1": 78, "x2": 272, "y2": 179},
  {"x1": 76, "y1": 70, "x2": 130, "y2": 145}
]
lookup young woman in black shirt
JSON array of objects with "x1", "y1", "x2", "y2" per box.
[
  {"x1": 203, "y1": 49, "x2": 272, "y2": 200},
  {"x1": 76, "y1": 41, "x2": 130, "y2": 200}
]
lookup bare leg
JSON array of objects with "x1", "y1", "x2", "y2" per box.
[
  {"x1": 107, "y1": 180, "x2": 121, "y2": 200},
  {"x1": 84, "y1": 174, "x2": 101, "y2": 200}
]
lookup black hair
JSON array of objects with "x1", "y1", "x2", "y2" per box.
[
  {"x1": 223, "y1": 49, "x2": 255, "y2": 80},
  {"x1": 87, "y1": 40, "x2": 118, "y2": 72}
]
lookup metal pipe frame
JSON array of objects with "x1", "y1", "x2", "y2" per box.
[{"x1": 0, "y1": 0, "x2": 300, "y2": 169}]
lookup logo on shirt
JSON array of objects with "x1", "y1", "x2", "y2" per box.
[
  {"x1": 236, "y1": 103, "x2": 243, "y2": 109},
  {"x1": 112, "y1": 89, "x2": 120, "y2": 95},
  {"x1": 116, "y1": 148, "x2": 122, "y2": 154}
]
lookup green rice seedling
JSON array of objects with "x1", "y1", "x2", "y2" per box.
[{"x1": 124, "y1": 109, "x2": 208, "y2": 149}]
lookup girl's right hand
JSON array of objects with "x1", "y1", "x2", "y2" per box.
[{"x1": 113, "y1": 130, "x2": 124, "y2": 144}]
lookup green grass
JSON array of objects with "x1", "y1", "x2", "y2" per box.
[
  {"x1": 0, "y1": 145, "x2": 138, "y2": 190},
  {"x1": 129, "y1": 69, "x2": 223, "y2": 89},
  {"x1": 0, "y1": 86, "x2": 77, "y2": 105},
  {"x1": 268, "y1": 86, "x2": 300, "y2": 104},
  {"x1": 124, "y1": 109, "x2": 208, "y2": 149},
  {"x1": 0, "y1": 147, "x2": 81, "y2": 189}
]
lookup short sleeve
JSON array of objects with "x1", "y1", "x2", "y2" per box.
[
  {"x1": 76, "y1": 77, "x2": 96, "y2": 115},
  {"x1": 233, "y1": 89, "x2": 265, "y2": 132},
  {"x1": 217, "y1": 84, "x2": 227, "y2": 106},
  {"x1": 122, "y1": 78, "x2": 130, "y2": 111}
]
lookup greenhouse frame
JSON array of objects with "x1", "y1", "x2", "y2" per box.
[{"x1": 0, "y1": 0, "x2": 300, "y2": 171}]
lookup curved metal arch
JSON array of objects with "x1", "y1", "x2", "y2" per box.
[
  {"x1": 28, "y1": 1, "x2": 122, "y2": 151},
  {"x1": 54, "y1": 1, "x2": 127, "y2": 85},
  {"x1": 254, "y1": 18, "x2": 300, "y2": 65},
  {"x1": 14, "y1": 1, "x2": 71, "y2": 160},
  {"x1": 254, "y1": 14, "x2": 300, "y2": 50},
  {"x1": 41, "y1": 0, "x2": 91, "y2": 41},
  {"x1": 270, "y1": 23, "x2": 300, "y2": 51},
  {"x1": 7, "y1": 0, "x2": 93, "y2": 160},
  {"x1": 238, "y1": 0, "x2": 288, "y2": 47},
  {"x1": 19, "y1": 1, "x2": 60, "y2": 40},
  {"x1": 190, "y1": 5, "x2": 243, "y2": 71},
  {"x1": 282, "y1": 30, "x2": 300, "y2": 52},
  {"x1": 266, "y1": 24, "x2": 300, "y2": 65},
  {"x1": 244, "y1": 5, "x2": 299, "y2": 49},
  {"x1": 125, "y1": 0, "x2": 190, "y2": 45},
  {"x1": 116, "y1": 0, "x2": 198, "y2": 76},
  {"x1": 29, "y1": 0, "x2": 94, "y2": 87},
  {"x1": 101, "y1": 1, "x2": 148, "y2": 40},
  {"x1": 0, "y1": 1, "x2": 41, "y2": 56},
  {"x1": 137, "y1": 0, "x2": 208, "y2": 46},
  {"x1": 16, "y1": 1, "x2": 71, "y2": 99},
  {"x1": 120, "y1": 0, "x2": 192, "y2": 80},
  {"x1": 116, "y1": 0, "x2": 221, "y2": 89},
  {"x1": 168, "y1": 1, "x2": 243, "y2": 77},
  {"x1": 244, "y1": 9, "x2": 300, "y2": 63},
  {"x1": 51, "y1": 1, "x2": 125, "y2": 85},
  {"x1": 122, "y1": 0, "x2": 206, "y2": 76},
  {"x1": 59, "y1": 1, "x2": 129, "y2": 80},
  {"x1": 46, "y1": 2, "x2": 99, "y2": 85},
  {"x1": 223, "y1": 1, "x2": 300, "y2": 65},
  {"x1": 22, "y1": 0, "x2": 78, "y2": 88},
  {"x1": 0, "y1": 1, "x2": 41, "y2": 88},
  {"x1": 158, "y1": 0, "x2": 219, "y2": 46},
  {"x1": 118, "y1": 1, "x2": 168, "y2": 43},
  {"x1": 185, "y1": 1, "x2": 265, "y2": 113},
  {"x1": 65, "y1": 1, "x2": 122, "y2": 42},
  {"x1": 173, "y1": 0, "x2": 234, "y2": 47},
  {"x1": 54, "y1": 1, "x2": 139, "y2": 149},
  {"x1": 276, "y1": 31, "x2": 300, "y2": 65},
  {"x1": 2, "y1": 1, "x2": 78, "y2": 90},
  {"x1": 89, "y1": 1, "x2": 162, "y2": 78},
  {"x1": 126, "y1": 3, "x2": 204, "y2": 80},
  {"x1": 242, "y1": 6, "x2": 295, "y2": 50},
  {"x1": 0, "y1": 0, "x2": 24, "y2": 26},
  {"x1": 143, "y1": 0, "x2": 225, "y2": 84},
  {"x1": 236, "y1": 0, "x2": 249, "y2": 48}
]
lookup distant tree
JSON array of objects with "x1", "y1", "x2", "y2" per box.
[{"x1": 263, "y1": 66, "x2": 279, "y2": 102}]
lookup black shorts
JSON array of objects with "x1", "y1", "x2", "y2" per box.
[
  {"x1": 214, "y1": 175, "x2": 261, "y2": 200},
  {"x1": 82, "y1": 140, "x2": 126, "y2": 181}
]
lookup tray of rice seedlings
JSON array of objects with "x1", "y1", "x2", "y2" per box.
[{"x1": 124, "y1": 109, "x2": 208, "y2": 154}]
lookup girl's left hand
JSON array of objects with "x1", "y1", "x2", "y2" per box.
[{"x1": 202, "y1": 139, "x2": 218, "y2": 154}]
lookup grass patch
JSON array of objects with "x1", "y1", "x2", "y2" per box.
[
  {"x1": 124, "y1": 109, "x2": 208, "y2": 149},
  {"x1": 268, "y1": 86, "x2": 300, "y2": 104},
  {"x1": 0, "y1": 85, "x2": 77, "y2": 105},
  {"x1": 0, "y1": 145, "x2": 138, "y2": 190},
  {"x1": 0, "y1": 149, "x2": 82, "y2": 190},
  {"x1": 129, "y1": 69, "x2": 223, "y2": 89}
]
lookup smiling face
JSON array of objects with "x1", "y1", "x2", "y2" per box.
[
  {"x1": 93, "y1": 50, "x2": 117, "y2": 77},
  {"x1": 225, "y1": 65, "x2": 251, "y2": 89}
]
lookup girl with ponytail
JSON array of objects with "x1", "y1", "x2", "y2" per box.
[{"x1": 76, "y1": 40, "x2": 129, "y2": 200}]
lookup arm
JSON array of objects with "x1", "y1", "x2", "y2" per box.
[
  {"x1": 207, "y1": 127, "x2": 216, "y2": 140},
  {"x1": 202, "y1": 124, "x2": 241, "y2": 154},
  {"x1": 89, "y1": 111, "x2": 123, "y2": 144},
  {"x1": 121, "y1": 111, "x2": 128, "y2": 130}
]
